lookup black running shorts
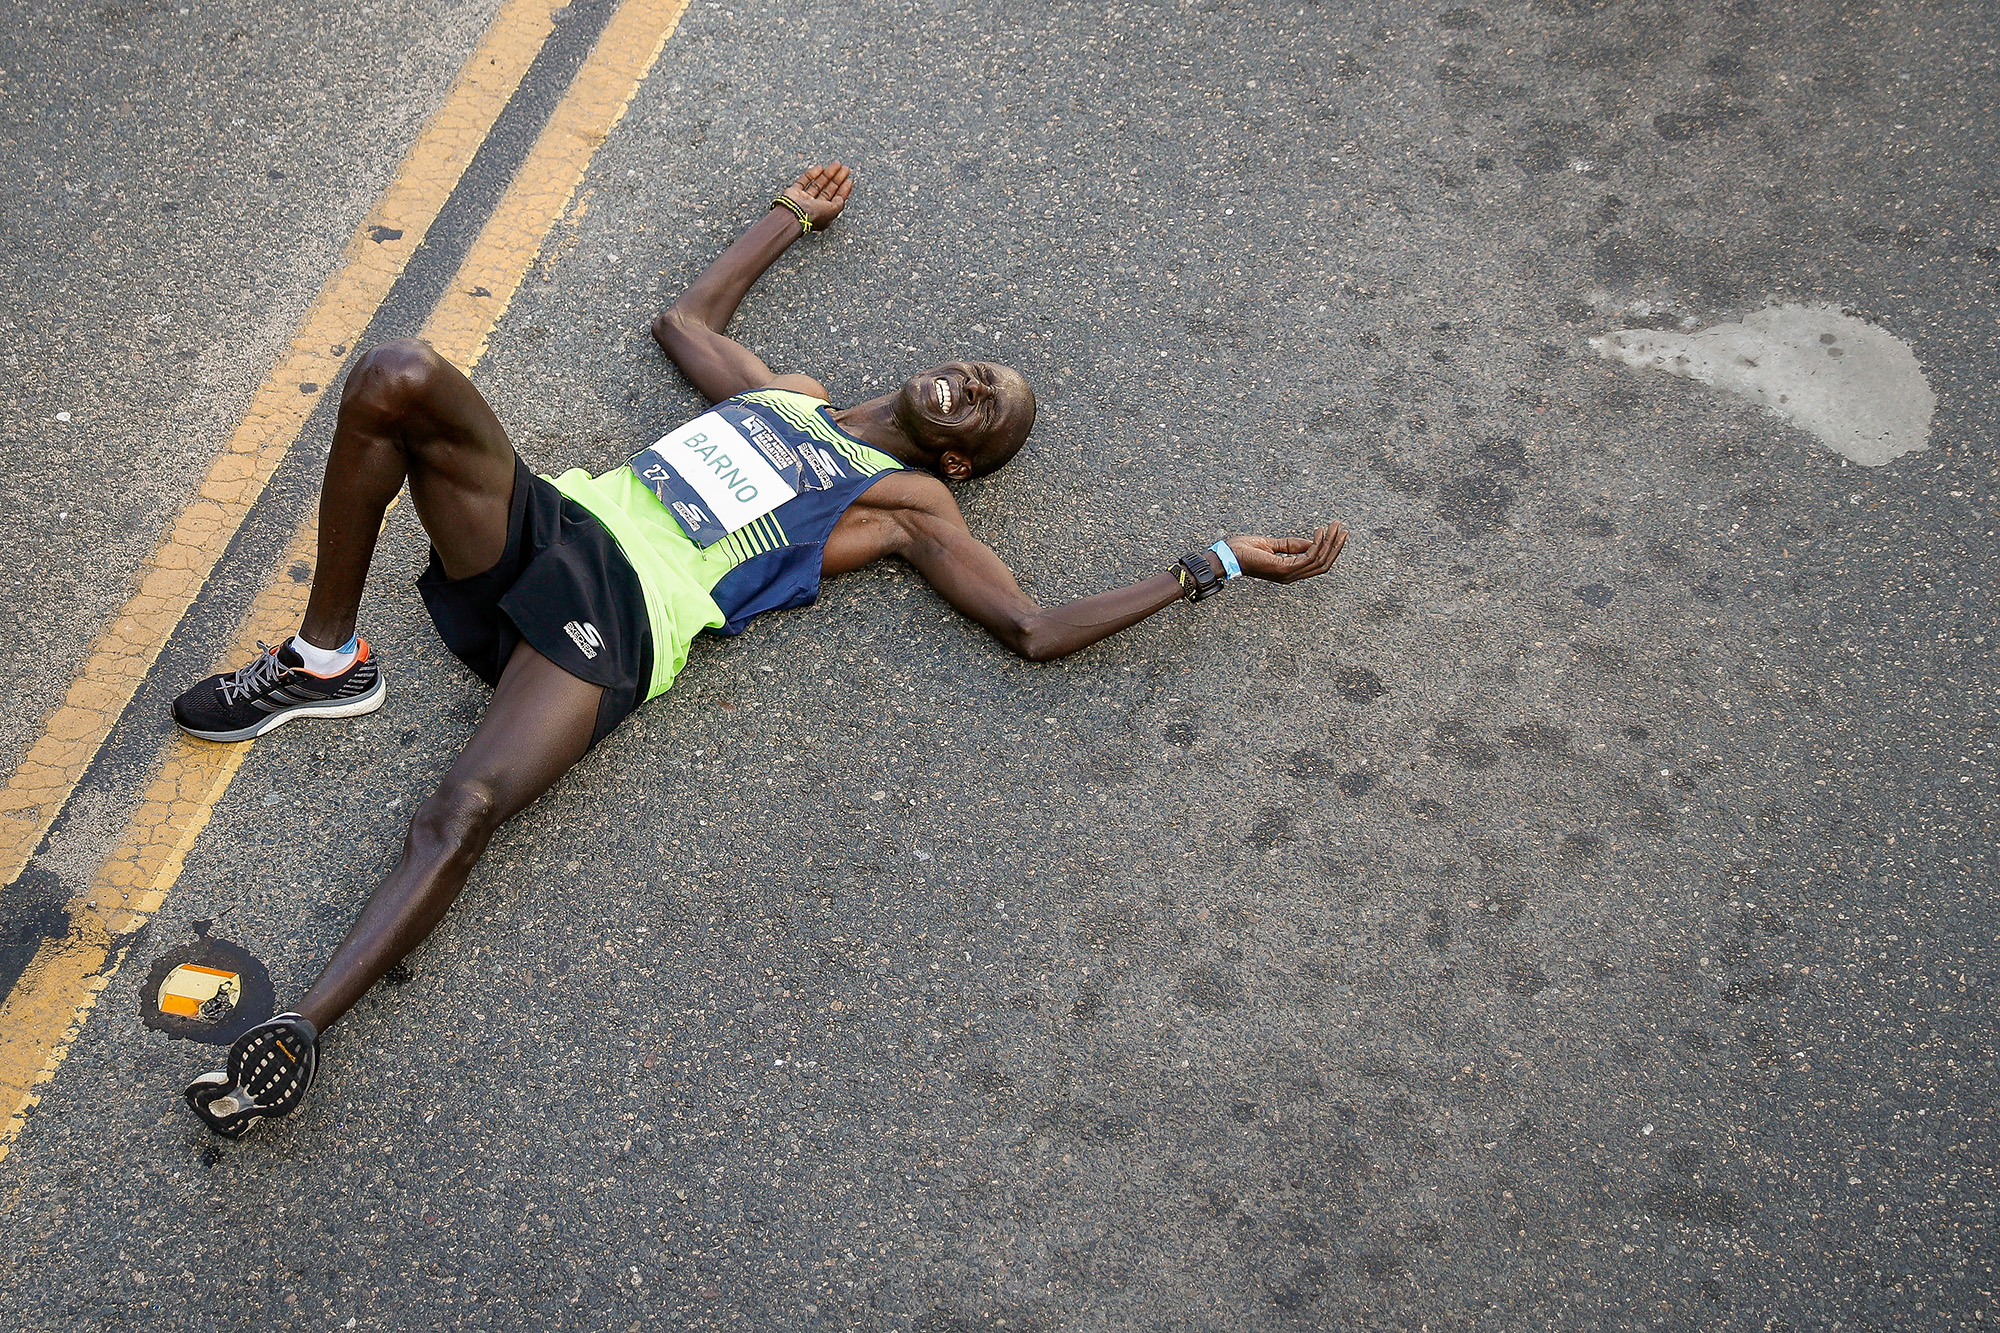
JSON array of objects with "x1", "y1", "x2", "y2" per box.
[{"x1": 417, "y1": 458, "x2": 652, "y2": 746}]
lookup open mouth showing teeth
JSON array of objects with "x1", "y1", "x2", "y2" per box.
[{"x1": 935, "y1": 378, "x2": 954, "y2": 414}]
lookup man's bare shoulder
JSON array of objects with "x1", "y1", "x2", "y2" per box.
[
  {"x1": 853, "y1": 467, "x2": 958, "y2": 520},
  {"x1": 763, "y1": 373, "x2": 829, "y2": 400}
]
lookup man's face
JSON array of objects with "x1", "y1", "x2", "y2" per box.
[{"x1": 894, "y1": 361, "x2": 1036, "y2": 475}]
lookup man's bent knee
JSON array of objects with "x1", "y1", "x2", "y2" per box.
[
  {"x1": 342, "y1": 338, "x2": 451, "y2": 416},
  {"x1": 409, "y1": 779, "x2": 501, "y2": 870}
]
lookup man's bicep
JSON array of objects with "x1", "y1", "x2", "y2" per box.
[
  {"x1": 652, "y1": 311, "x2": 780, "y2": 403},
  {"x1": 898, "y1": 512, "x2": 1041, "y2": 637}
]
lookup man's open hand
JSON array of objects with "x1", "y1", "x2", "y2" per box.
[
  {"x1": 1223, "y1": 523, "x2": 1349, "y2": 584},
  {"x1": 778, "y1": 162, "x2": 853, "y2": 231}
]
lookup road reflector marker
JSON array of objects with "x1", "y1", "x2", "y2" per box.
[
  {"x1": 157, "y1": 964, "x2": 238, "y2": 1019},
  {"x1": 139, "y1": 934, "x2": 277, "y2": 1047}
]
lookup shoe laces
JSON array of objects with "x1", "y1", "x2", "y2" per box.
[{"x1": 217, "y1": 642, "x2": 292, "y2": 706}]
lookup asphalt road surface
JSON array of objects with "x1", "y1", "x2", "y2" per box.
[{"x1": 3, "y1": 0, "x2": 1996, "y2": 1329}]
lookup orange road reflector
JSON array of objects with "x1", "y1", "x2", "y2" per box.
[
  {"x1": 157, "y1": 963, "x2": 240, "y2": 1019},
  {"x1": 135, "y1": 934, "x2": 274, "y2": 1049}
]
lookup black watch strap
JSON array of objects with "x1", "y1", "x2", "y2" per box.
[{"x1": 1173, "y1": 550, "x2": 1223, "y2": 602}]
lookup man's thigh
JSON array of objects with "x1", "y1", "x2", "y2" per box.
[
  {"x1": 346, "y1": 339, "x2": 520, "y2": 580},
  {"x1": 443, "y1": 639, "x2": 605, "y2": 822}
]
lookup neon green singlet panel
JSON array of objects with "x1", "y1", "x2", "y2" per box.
[
  {"x1": 544, "y1": 465, "x2": 724, "y2": 701},
  {"x1": 544, "y1": 389, "x2": 902, "y2": 701}
]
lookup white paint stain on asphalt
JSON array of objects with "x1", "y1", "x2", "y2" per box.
[{"x1": 1590, "y1": 303, "x2": 1935, "y2": 466}]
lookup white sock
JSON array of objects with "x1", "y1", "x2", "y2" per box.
[{"x1": 292, "y1": 631, "x2": 358, "y2": 675}]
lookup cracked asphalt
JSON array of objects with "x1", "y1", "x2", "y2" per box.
[{"x1": 2, "y1": 0, "x2": 1996, "y2": 1329}]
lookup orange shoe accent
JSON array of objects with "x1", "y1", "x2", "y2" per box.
[{"x1": 298, "y1": 637, "x2": 369, "y2": 679}]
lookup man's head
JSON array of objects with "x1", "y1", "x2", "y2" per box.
[{"x1": 892, "y1": 361, "x2": 1036, "y2": 480}]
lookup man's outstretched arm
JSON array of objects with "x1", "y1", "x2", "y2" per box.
[
  {"x1": 827, "y1": 473, "x2": 1348, "y2": 662},
  {"x1": 652, "y1": 163, "x2": 852, "y2": 403}
]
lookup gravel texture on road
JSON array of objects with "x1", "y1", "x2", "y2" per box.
[{"x1": 3, "y1": 1, "x2": 1995, "y2": 1329}]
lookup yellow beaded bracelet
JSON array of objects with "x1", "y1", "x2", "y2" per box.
[{"x1": 771, "y1": 196, "x2": 812, "y2": 234}]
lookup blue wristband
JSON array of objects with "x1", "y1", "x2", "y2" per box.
[{"x1": 1209, "y1": 540, "x2": 1242, "y2": 580}]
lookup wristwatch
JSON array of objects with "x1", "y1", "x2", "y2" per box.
[{"x1": 1173, "y1": 550, "x2": 1223, "y2": 602}]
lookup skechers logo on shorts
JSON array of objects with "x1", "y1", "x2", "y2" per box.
[{"x1": 564, "y1": 620, "x2": 603, "y2": 660}]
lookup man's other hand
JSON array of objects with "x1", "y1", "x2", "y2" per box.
[
  {"x1": 1224, "y1": 523, "x2": 1349, "y2": 584},
  {"x1": 779, "y1": 162, "x2": 854, "y2": 231}
]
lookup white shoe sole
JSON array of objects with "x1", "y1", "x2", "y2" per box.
[{"x1": 178, "y1": 675, "x2": 386, "y2": 744}]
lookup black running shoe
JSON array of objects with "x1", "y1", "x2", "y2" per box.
[
  {"x1": 172, "y1": 637, "x2": 385, "y2": 742},
  {"x1": 184, "y1": 1012, "x2": 319, "y2": 1138}
]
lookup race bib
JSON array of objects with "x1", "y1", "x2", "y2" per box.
[{"x1": 628, "y1": 405, "x2": 807, "y2": 547}]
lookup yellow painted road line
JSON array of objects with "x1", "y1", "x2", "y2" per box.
[
  {"x1": 0, "y1": 0, "x2": 569, "y2": 894},
  {"x1": 423, "y1": 0, "x2": 692, "y2": 364},
  {"x1": 0, "y1": 0, "x2": 694, "y2": 1166}
]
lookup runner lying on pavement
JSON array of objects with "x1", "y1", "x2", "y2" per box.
[{"x1": 173, "y1": 161, "x2": 1349, "y2": 1137}]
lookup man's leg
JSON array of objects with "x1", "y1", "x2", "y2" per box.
[
  {"x1": 186, "y1": 640, "x2": 599, "y2": 1136},
  {"x1": 299, "y1": 337, "x2": 520, "y2": 651},
  {"x1": 180, "y1": 338, "x2": 589, "y2": 1137},
  {"x1": 296, "y1": 639, "x2": 602, "y2": 1031},
  {"x1": 171, "y1": 337, "x2": 522, "y2": 741}
]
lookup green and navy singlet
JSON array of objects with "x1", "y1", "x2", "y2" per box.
[{"x1": 544, "y1": 389, "x2": 905, "y2": 700}]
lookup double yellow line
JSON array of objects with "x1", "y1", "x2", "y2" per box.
[{"x1": 0, "y1": 0, "x2": 692, "y2": 1162}]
